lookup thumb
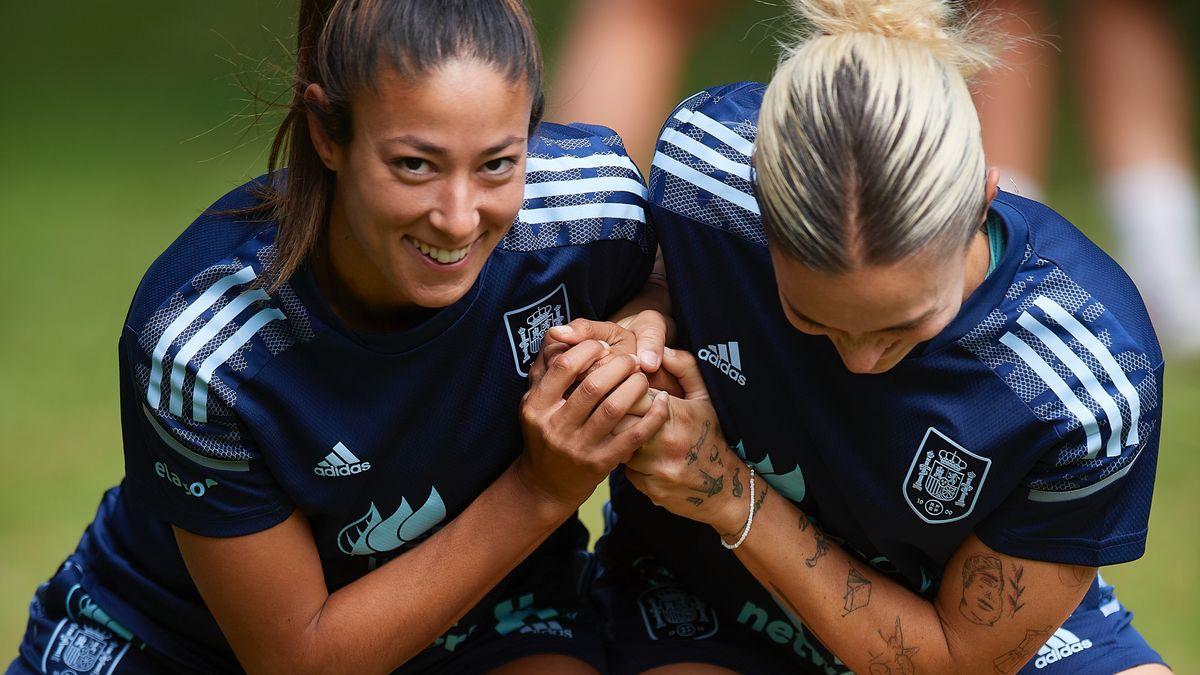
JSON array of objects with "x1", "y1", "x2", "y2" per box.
[{"x1": 661, "y1": 347, "x2": 709, "y2": 400}]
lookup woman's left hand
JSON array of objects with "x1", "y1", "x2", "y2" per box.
[{"x1": 622, "y1": 347, "x2": 753, "y2": 538}]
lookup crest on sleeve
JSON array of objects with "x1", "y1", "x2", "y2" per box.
[
  {"x1": 903, "y1": 428, "x2": 992, "y2": 524},
  {"x1": 503, "y1": 284, "x2": 572, "y2": 377}
]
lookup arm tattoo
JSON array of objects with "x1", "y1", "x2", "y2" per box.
[
  {"x1": 959, "y1": 554, "x2": 1004, "y2": 627},
  {"x1": 842, "y1": 565, "x2": 873, "y2": 616},
  {"x1": 686, "y1": 420, "x2": 711, "y2": 465},
  {"x1": 688, "y1": 468, "x2": 724, "y2": 504},
  {"x1": 1007, "y1": 564, "x2": 1026, "y2": 616},
  {"x1": 868, "y1": 617, "x2": 919, "y2": 675},
  {"x1": 732, "y1": 467, "x2": 743, "y2": 498},
  {"x1": 992, "y1": 626, "x2": 1052, "y2": 674},
  {"x1": 805, "y1": 526, "x2": 831, "y2": 568},
  {"x1": 687, "y1": 497, "x2": 703, "y2": 506}
]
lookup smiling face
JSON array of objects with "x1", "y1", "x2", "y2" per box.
[
  {"x1": 309, "y1": 59, "x2": 531, "y2": 323},
  {"x1": 770, "y1": 232, "x2": 990, "y2": 374}
]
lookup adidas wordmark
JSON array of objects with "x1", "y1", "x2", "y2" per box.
[
  {"x1": 697, "y1": 341, "x2": 747, "y2": 386},
  {"x1": 314, "y1": 442, "x2": 372, "y2": 478}
]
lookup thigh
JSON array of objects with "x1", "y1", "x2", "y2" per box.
[
  {"x1": 9, "y1": 581, "x2": 172, "y2": 675},
  {"x1": 591, "y1": 537, "x2": 816, "y2": 675},
  {"x1": 402, "y1": 531, "x2": 609, "y2": 674}
]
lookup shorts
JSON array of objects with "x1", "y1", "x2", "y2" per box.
[
  {"x1": 10, "y1": 540, "x2": 608, "y2": 674},
  {"x1": 592, "y1": 510, "x2": 1167, "y2": 675}
]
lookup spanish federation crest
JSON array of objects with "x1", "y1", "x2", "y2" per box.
[
  {"x1": 503, "y1": 284, "x2": 571, "y2": 377},
  {"x1": 903, "y1": 428, "x2": 992, "y2": 524},
  {"x1": 638, "y1": 585, "x2": 719, "y2": 641}
]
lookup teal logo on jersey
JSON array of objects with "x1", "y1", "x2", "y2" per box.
[
  {"x1": 734, "y1": 440, "x2": 806, "y2": 503},
  {"x1": 337, "y1": 488, "x2": 446, "y2": 556},
  {"x1": 494, "y1": 594, "x2": 558, "y2": 636}
]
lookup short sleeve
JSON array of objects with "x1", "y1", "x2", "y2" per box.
[
  {"x1": 119, "y1": 325, "x2": 294, "y2": 538},
  {"x1": 976, "y1": 359, "x2": 1164, "y2": 567},
  {"x1": 513, "y1": 122, "x2": 658, "y2": 317}
]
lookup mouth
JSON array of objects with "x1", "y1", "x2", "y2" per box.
[{"x1": 404, "y1": 235, "x2": 473, "y2": 266}]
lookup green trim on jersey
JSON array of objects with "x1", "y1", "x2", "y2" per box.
[{"x1": 986, "y1": 211, "x2": 1006, "y2": 278}]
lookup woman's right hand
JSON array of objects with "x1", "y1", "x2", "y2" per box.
[{"x1": 518, "y1": 339, "x2": 670, "y2": 507}]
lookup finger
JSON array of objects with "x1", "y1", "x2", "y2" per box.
[
  {"x1": 632, "y1": 315, "x2": 667, "y2": 373},
  {"x1": 528, "y1": 338, "x2": 571, "y2": 384},
  {"x1": 527, "y1": 339, "x2": 610, "y2": 409},
  {"x1": 662, "y1": 347, "x2": 710, "y2": 400},
  {"x1": 624, "y1": 387, "x2": 659, "y2": 419},
  {"x1": 559, "y1": 353, "x2": 641, "y2": 427},
  {"x1": 548, "y1": 319, "x2": 636, "y2": 353},
  {"x1": 605, "y1": 390, "x2": 670, "y2": 463},
  {"x1": 612, "y1": 413, "x2": 641, "y2": 435},
  {"x1": 579, "y1": 370, "x2": 650, "y2": 438}
]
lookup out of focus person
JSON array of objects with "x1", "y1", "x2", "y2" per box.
[
  {"x1": 975, "y1": 0, "x2": 1200, "y2": 354},
  {"x1": 551, "y1": 0, "x2": 738, "y2": 171}
]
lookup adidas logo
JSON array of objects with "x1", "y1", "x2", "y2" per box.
[
  {"x1": 697, "y1": 341, "x2": 747, "y2": 386},
  {"x1": 1035, "y1": 627, "x2": 1092, "y2": 669},
  {"x1": 314, "y1": 442, "x2": 372, "y2": 478}
]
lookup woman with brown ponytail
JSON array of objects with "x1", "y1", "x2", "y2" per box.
[
  {"x1": 7, "y1": 1, "x2": 670, "y2": 673},
  {"x1": 548, "y1": 0, "x2": 1173, "y2": 672}
]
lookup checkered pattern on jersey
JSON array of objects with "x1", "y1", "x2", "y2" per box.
[
  {"x1": 501, "y1": 123, "x2": 655, "y2": 256},
  {"x1": 958, "y1": 245, "x2": 1160, "y2": 496},
  {"x1": 649, "y1": 83, "x2": 766, "y2": 247}
]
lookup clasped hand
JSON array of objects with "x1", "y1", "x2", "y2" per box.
[{"x1": 541, "y1": 317, "x2": 751, "y2": 537}]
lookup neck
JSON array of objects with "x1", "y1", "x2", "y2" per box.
[
  {"x1": 314, "y1": 202, "x2": 433, "y2": 333},
  {"x1": 961, "y1": 228, "x2": 991, "y2": 302}
]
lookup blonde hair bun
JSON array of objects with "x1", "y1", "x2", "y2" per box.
[{"x1": 787, "y1": 0, "x2": 999, "y2": 77}]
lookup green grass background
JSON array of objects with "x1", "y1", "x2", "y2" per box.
[{"x1": 1, "y1": 0, "x2": 1197, "y2": 668}]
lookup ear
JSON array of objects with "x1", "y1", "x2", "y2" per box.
[
  {"x1": 304, "y1": 83, "x2": 341, "y2": 172},
  {"x1": 984, "y1": 166, "x2": 1001, "y2": 209}
]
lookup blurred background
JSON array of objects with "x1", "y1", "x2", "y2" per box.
[{"x1": 1, "y1": 0, "x2": 1197, "y2": 669}]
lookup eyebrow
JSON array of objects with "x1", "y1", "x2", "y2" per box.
[
  {"x1": 784, "y1": 297, "x2": 937, "y2": 333},
  {"x1": 386, "y1": 134, "x2": 526, "y2": 156}
]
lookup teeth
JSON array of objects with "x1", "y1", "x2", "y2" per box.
[{"x1": 407, "y1": 236, "x2": 470, "y2": 264}]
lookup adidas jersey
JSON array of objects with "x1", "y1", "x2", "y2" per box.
[
  {"x1": 68, "y1": 123, "x2": 655, "y2": 672},
  {"x1": 607, "y1": 82, "x2": 1163, "y2": 667}
]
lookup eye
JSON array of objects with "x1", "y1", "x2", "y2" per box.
[
  {"x1": 482, "y1": 157, "x2": 516, "y2": 174},
  {"x1": 394, "y1": 157, "x2": 432, "y2": 175}
]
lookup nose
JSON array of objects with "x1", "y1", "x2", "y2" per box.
[
  {"x1": 429, "y1": 175, "x2": 479, "y2": 241},
  {"x1": 835, "y1": 337, "x2": 893, "y2": 374}
]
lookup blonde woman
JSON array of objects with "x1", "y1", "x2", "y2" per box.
[{"x1": 550, "y1": 0, "x2": 1172, "y2": 672}]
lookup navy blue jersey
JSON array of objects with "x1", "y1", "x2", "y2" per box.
[
  {"x1": 62, "y1": 123, "x2": 654, "y2": 672},
  {"x1": 606, "y1": 82, "x2": 1163, "y2": 668}
]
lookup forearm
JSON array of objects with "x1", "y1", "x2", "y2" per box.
[
  {"x1": 294, "y1": 462, "x2": 573, "y2": 673},
  {"x1": 732, "y1": 489, "x2": 957, "y2": 674},
  {"x1": 611, "y1": 250, "x2": 671, "y2": 324}
]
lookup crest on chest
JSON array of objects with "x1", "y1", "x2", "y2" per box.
[
  {"x1": 503, "y1": 284, "x2": 572, "y2": 377},
  {"x1": 903, "y1": 427, "x2": 991, "y2": 524}
]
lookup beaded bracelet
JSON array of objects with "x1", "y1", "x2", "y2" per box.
[{"x1": 720, "y1": 465, "x2": 755, "y2": 550}]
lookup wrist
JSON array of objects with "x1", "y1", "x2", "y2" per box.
[
  {"x1": 710, "y1": 478, "x2": 753, "y2": 538},
  {"x1": 508, "y1": 456, "x2": 588, "y2": 523}
]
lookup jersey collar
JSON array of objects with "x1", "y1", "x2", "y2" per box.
[{"x1": 906, "y1": 190, "x2": 1031, "y2": 360}]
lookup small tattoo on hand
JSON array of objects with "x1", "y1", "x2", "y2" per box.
[{"x1": 690, "y1": 468, "x2": 724, "y2": 499}]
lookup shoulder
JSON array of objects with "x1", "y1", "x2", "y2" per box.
[
  {"x1": 648, "y1": 82, "x2": 766, "y2": 246},
  {"x1": 499, "y1": 122, "x2": 653, "y2": 254},
  {"x1": 125, "y1": 179, "x2": 315, "y2": 426},
  {"x1": 957, "y1": 194, "x2": 1162, "y2": 498}
]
